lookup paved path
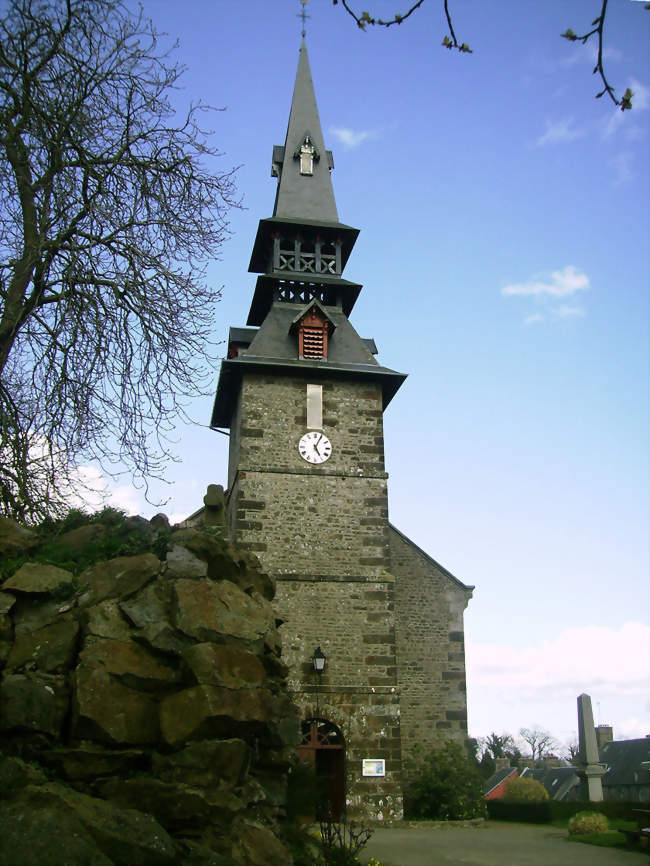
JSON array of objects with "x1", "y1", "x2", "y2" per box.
[{"x1": 362, "y1": 821, "x2": 647, "y2": 866}]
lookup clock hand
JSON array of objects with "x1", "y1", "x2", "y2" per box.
[{"x1": 314, "y1": 433, "x2": 323, "y2": 455}]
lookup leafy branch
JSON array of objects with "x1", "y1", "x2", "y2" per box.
[
  {"x1": 561, "y1": 0, "x2": 634, "y2": 110},
  {"x1": 333, "y1": 0, "x2": 472, "y2": 51},
  {"x1": 334, "y1": 0, "x2": 647, "y2": 105}
]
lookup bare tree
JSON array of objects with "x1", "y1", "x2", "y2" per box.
[
  {"x1": 519, "y1": 727, "x2": 558, "y2": 764},
  {"x1": 334, "y1": 0, "x2": 644, "y2": 109},
  {"x1": 0, "y1": 0, "x2": 238, "y2": 521},
  {"x1": 563, "y1": 736, "x2": 580, "y2": 764}
]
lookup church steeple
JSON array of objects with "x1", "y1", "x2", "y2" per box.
[
  {"x1": 246, "y1": 41, "x2": 362, "y2": 326},
  {"x1": 272, "y1": 39, "x2": 338, "y2": 223},
  {"x1": 211, "y1": 38, "x2": 406, "y2": 430}
]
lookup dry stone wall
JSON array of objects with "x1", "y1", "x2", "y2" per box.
[{"x1": 0, "y1": 514, "x2": 299, "y2": 866}]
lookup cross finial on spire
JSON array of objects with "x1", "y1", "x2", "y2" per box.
[{"x1": 298, "y1": 0, "x2": 310, "y2": 38}]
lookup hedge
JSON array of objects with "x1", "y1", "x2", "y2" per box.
[{"x1": 487, "y1": 799, "x2": 644, "y2": 824}]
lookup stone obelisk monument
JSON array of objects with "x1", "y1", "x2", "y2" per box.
[{"x1": 576, "y1": 693, "x2": 606, "y2": 801}]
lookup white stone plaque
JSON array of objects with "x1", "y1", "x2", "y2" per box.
[{"x1": 362, "y1": 759, "x2": 385, "y2": 777}]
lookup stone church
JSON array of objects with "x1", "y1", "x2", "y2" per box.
[{"x1": 208, "y1": 40, "x2": 473, "y2": 822}]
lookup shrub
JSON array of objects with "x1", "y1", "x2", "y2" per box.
[
  {"x1": 568, "y1": 811, "x2": 609, "y2": 835},
  {"x1": 503, "y1": 777, "x2": 549, "y2": 802},
  {"x1": 404, "y1": 741, "x2": 486, "y2": 820}
]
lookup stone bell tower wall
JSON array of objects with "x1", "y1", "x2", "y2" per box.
[
  {"x1": 225, "y1": 371, "x2": 404, "y2": 820},
  {"x1": 227, "y1": 373, "x2": 390, "y2": 577}
]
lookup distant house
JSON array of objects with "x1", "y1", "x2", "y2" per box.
[
  {"x1": 600, "y1": 737, "x2": 650, "y2": 802},
  {"x1": 520, "y1": 765, "x2": 581, "y2": 801},
  {"x1": 484, "y1": 767, "x2": 518, "y2": 800}
]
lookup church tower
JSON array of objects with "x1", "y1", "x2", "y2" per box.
[{"x1": 212, "y1": 40, "x2": 472, "y2": 823}]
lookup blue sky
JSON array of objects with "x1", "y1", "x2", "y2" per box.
[{"x1": 96, "y1": 0, "x2": 649, "y2": 751}]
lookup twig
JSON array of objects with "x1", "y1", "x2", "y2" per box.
[
  {"x1": 561, "y1": 0, "x2": 632, "y2": 110},
  {"x1": 334, "y1": 0, "x2": 472, "y2": 53}
]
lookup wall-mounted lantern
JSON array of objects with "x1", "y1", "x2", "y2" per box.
[{"x1": 312, "y1": 646, "x2": 327, "y2": 675}]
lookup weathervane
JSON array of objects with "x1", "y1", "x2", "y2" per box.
[{"x1": 298, "y1": 0, "x2": 310, "y2": 38}]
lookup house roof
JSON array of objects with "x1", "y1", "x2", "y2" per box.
[
  {"x1": 484, "y1": 767, "x2": 517, "y2": 796},
  {"x1": 600, "y1": 738, "x2": 650, "y2": 787},
  {"x1": 519, "y1": 766, "x2": 581, "y2": 801}
]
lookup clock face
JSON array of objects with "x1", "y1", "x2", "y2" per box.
[{"x1": 298, "y1": 431, "x2": 332, "y2": 464}]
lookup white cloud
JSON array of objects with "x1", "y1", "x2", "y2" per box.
[
  {"x1": 467, "y1": 622, "x2": 650, "y2": 741},
  {"x1": 611, "y1": 152, "x2": 633, "y2": 187},
  {"x1": 106, "y1": 483, "x2": 149, "y2": 516},
  {"x1": 501, "y1": 265, "x2": 590, "y2": 298},
  {"x1": 603, "y1": 109, "x2": 625, "y2": 139},
  {"x1": 469, "y1": 623, "x2": 650, "y2": 693},
  {"x1": 524, "y1": 313, "x2": 544, "y2": 326},
  {"x1": 629, "y1": 77, "x2": 650, "y2": 111},
  {"x1": 535, "y1": 118, "x2": 584, "y2": 148},
  {"x1": 553, "y1": 304, "x2": 585, "y2": 318},
  {"x1": 329, "y1": 126, "x2": 372, "y2": 148}
]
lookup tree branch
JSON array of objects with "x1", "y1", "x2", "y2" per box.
[{"x1": 562, "y1": 0, "x2": 632, "y2": 109}]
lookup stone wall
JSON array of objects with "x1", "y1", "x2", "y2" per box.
[
  {"x1": 390, "y1": 525, "x2": 472, "y2": 778},
  {"x1": 0, "y1": 514, "x2": 299, "y2": 866}
]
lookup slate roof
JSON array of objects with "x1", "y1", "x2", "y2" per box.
[
  {"x1": 272, "y1": 39, "x2": 338, "y2": 223},
  {"x1": 520, "y1": 766, "x2": 580, "y2": 801},
  {"x1": 600, "y1": 738, "x2": 650, "y2": 788},
  {"x1": 245, "y1": 303, "x2": 377, "y2": 366},
  {"x1": 229, "y1": 325, "x2": 377, "y2": 357},
  {"x1": 484, "y1": 767, "x2": 517, "y2": 796},
  {"x1": 212, "y1": 302, "x2": 407, "y2": 427}
]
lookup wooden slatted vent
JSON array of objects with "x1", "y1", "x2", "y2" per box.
[{"x1": 299, "y1": 308, "x2": 328, "y2": 359}]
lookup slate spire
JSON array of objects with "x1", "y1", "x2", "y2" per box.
[{"x1": 272, "y1": 39, "x2": 338, "y2": 223}]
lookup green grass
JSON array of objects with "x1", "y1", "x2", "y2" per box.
[{"x1": 562, "y1": 819, "x2": 645, "y2": 853}]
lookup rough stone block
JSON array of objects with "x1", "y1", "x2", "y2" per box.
[
  {"x1": 79, "y1": 636, "x2": 179, "y2": 690},
  {"x1": 83, "y1": 600, "x2": 132, "y2": 640},
  {"x1": 233, "y1": 822, "x2": 291, "y2": 866},
  {"x1": 33, "y1": 782, "x2": 179, "y2": 865},
  {"x1": 3, "y1": 563, "x2": 75, "y2": 596},
  {"x1": 183, "y1": 643, "x2": 266, "y2": 689},
  {"x1": 119, "y1": 581, "x2": 172, "y2": 628},
  {"x1": 39, "y1": 747, "x2": 150, "y2": 781},
  {"x1": 12, "y1": 596, "x2": 74, "y2": 635},
  {"x1": 165, "y1": 544, "x2": 208, "y2": 580},
  {"x1": 72, "y1": 666, "x2": 160, "y2": 744},
  {"x1": 77, "y1": 553, "x2": 161, "y2": 607},
  {"x1": 133, "y1": 623, "x2": 192, "y2": 657},
  {"x1": 172, "y1": 579, "x2": 274, "y2": 644},
  {"x1": 0, "y1": 795, "x2": 113, "y2": 866},
  {"x1": 152, "y1": 738, "x2": 249, "y2": 787},
  {"x1": 0, "y1": 674, "x2": 68, "y2": 737},
  {"x1": 6, "y1": 617, "x2": 79, "y2": 674},
  {"x1": 159, "y1": 685, "x2": 273, "y2": 746}
]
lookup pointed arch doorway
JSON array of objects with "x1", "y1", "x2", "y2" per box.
[{"x1": 297, "y1": 718, "x2": 345, "y2": 819}]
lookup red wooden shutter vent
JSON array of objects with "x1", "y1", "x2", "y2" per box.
[{"x1": 299, "y1": 308, "x2": 328, "y2": 359}]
